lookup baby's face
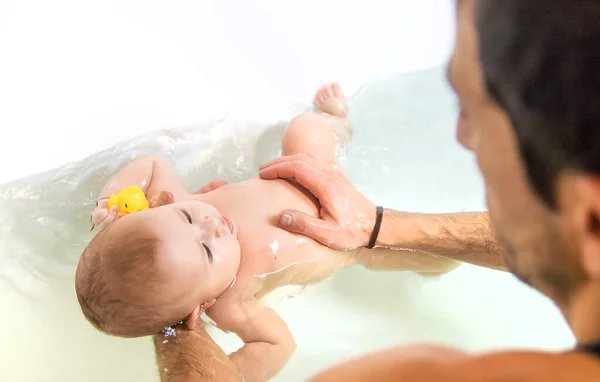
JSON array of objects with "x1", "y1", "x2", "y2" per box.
[{"x1": 130, "y1": 200, "x2": 241, "y2": 303}]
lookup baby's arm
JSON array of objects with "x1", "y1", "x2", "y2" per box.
[
  {"x1": 91, "y1": 156, "x2": 186, "y2": 229},
  {"x1": 208, "y1": 299, "x2": 296, "y2": 382},
  {"x1": 97, "y1": 156, "x2": 186, "y2": 200}
]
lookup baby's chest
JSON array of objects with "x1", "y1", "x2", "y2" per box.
[{"x1": 236, "y1": 229, "x2": 340, "y2": 296}]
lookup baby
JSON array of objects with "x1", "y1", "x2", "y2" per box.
[{"x1": 75, "y1": 84, "x2": 458, "y2": 382}]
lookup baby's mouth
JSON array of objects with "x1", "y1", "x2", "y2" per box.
[{"x1": 222, "y1": 216, "x2": 235, "y2": 234}]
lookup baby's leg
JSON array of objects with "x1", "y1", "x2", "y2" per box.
[{"x1": 282, "y1": 83, "x2": 352, "y2": 166}]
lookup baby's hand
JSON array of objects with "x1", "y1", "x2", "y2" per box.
[
  {"x1": 192, "y1": 179, "x2": 228, "y2": 194},
  {"x1": 90, "y1": 190, "x2": 174, "y2": 231},
  {"x1": 148, "y1": 190, "x2": 174, "y2": 208},
  {"x1": 90, "y1": 199, "x2": 119, "y2": 231}
]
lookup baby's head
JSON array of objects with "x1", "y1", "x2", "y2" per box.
[{"x1": 75, "y1": 200, "x2": 241, "y2": 337}]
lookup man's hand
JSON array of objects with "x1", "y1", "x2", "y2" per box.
[{"x1": 259, "y1": 153, "x2": 375, "y2": 250}]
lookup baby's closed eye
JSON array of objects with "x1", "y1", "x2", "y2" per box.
[{"x1": 182, "y1": 210, "x2": 192, "y2": 224}]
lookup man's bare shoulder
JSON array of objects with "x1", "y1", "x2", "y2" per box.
[
  {"x1": 468, "y1": 349, "x2": 600, "y2": 382},
  {"x1": 311, "y1": 344, "x2": 600, "y2": 382}
]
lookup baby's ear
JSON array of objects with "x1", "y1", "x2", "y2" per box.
[
  {"x1": 150, "y1": 191, "x2": 174, "y2": 208},
  {"x1": 200, "y1": 299, "x2": 217, "y2": 313},
  {"x1": 183, "y1": 305, "x2": 201, "y2": 330},
  {"x1": 183, "y1": 299, "x2": 217, "y2": 330}
]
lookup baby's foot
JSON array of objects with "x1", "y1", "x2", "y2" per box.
[
  {"x1": 313, "y1": 83, "x2": 348, "y2": 119},
  {"x1": 313, "y1": 83, "x2": 353, "y2": 143}
]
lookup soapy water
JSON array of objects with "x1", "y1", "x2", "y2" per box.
[
  {"x1": 0, "y1": 114, "x2": 283, "y2": 298},
  {"x1": 0, "y1": 67, "x2": 575, "y2": 382}
]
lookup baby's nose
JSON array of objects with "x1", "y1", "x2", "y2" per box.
[{"x1": 204, "y1": 216, "x2": 225, "y2": 237}]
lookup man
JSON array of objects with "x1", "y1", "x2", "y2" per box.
[{"x1": 258, "y1": 0, "x2": 600, "y2": 380}]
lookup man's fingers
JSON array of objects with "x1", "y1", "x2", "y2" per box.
[
  {"x1": 259, "y1": 160, "x2": 334, "y2": 197},
  {"x1": 259, "y1": 160, "x2": 317, "y2": 181},
  {"x1": 259, "y1": 154, "x2": 303, "y2": 170},
  {"x1": 259, "y1": 153, "x2": 324, "y2": 171},
  {"x1": 277, "y1": 210, "x2": 340, "y2": 248},
  {"x1": 260, "y1": 160, "x2": 350, "y2": 222},
  {"x1": 259, "y1": 155, "x2": 345, "y2": 199}
]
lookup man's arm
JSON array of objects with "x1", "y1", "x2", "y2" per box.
[
  {"x1": 153, "y1": 323, "x2": 242, "y2": 382},
  {"x1": 377, "y1": 210, "x2": 505, "y2": 270},
  {"x1": 258, "y1": 154, "x2": 504, "y2": 271},
  {"x1": 208, "y1": 299, "x2": 297, "y2": 382}
]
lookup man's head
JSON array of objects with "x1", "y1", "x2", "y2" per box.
[
  {"x1": 75, "y1": 200, "x2": 241, "y2": 337},
  {"x1": 448, "y1": 0, "x2": 600, "y2": 312}
]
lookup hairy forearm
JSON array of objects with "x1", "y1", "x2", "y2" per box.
[
  {"x1": 376, "y1": 209, "x2": 506, "y2": 271},
  {"x1": 153, "y1": 325, "x2": 242, "y2": 382}
]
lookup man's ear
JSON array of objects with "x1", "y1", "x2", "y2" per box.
[{"x1": 581, "y1": 177, "x2": 600, "y2": 279}]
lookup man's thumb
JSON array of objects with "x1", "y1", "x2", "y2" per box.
[{"x1": 277, "y1": 210, "x2": 336, "y2": 246}]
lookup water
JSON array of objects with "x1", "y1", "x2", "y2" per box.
[{"x1": 0, "y1": 68, "x2": 575, "y2": 382}]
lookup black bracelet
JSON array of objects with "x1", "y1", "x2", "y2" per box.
[{"x1": 366, "y1": 206, "x2": 384, "y2": 249}]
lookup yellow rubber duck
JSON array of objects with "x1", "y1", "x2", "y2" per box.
[{"x1": 108, "y1": 186, "x2": 149, "y2": 216}]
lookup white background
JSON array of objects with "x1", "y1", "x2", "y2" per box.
[{"x1": 0, "y1": 0, "x2": 453, "y2": 183}]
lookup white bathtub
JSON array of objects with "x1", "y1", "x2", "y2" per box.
[{"x1": 0, "y1": 1, "x2": 574, "y2": 381}]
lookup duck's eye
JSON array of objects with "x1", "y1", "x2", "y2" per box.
[{"x1": 125, "y1": 203, "x2": 128, "y2": 208}]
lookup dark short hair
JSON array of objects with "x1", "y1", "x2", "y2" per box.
[
  {"x1": 476, "y1": 0, "x2": 600, "y2": 208},
  {"x1": 75, "y1": 222, "x2": 177, "y2": 337}
]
